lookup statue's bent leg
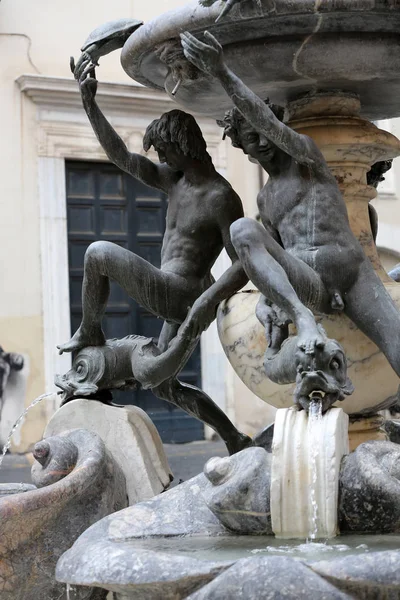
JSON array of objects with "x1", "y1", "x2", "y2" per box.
[
  {"x1": 58, "y1": 241, "x2": 195, "y2": 354},
  {"x1": 153, "y1": 378, "x2": 251, "y2": 455},
  {"x1": 230, "y1": 218, "x2": 328, "y2": 352},
  {"x1": 344, "y1": 259, "x2": 400, "y2": 378}
]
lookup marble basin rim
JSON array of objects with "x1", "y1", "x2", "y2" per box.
[{"x1": 121, "y1": 0, "x2": 400, "y2": 120}]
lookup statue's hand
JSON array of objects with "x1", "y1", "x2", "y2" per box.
[
  {"x1": 70, "y1": 56, "x2": 98, "y2": 101},
  {"x1": 178, "y1": 299, "x2": 217, "y2": 340},
  {"x1": 80, "y1": 73, "x2": 98, "y2": 102},
  {"x1": 180, "y1": 31, "x2": 225, "y2": 78}
]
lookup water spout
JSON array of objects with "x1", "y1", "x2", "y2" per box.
[{"x1": 0, "y1": 392, "x2": 53, "y2": 470}]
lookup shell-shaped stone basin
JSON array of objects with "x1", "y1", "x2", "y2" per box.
[
  {"x1": 121, "y1": 0, "x2": 400, "y2": 120},
  {"x1": 217, "y1": 285, "x2": 400, "y2": 416}
]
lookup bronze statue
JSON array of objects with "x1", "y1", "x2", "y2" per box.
[
  {"x1": 55, "y1": 324, "x2": 251, "y2": 455},
  {"x1": 0, "y1": 347, "x2": 24, "y2": 422},
  {"x1": 58, "y1": 61, "x2": 248, "y2": 356},
  {"x1": 264, "y1": 326, "x2": 354, "y2": 413},
  {"x1": 181, "y1": 31, "x2": 400, "y2": 405}
]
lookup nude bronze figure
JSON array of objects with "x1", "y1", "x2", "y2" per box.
[
  {"x1": 181, "y1": 31, "x2": 400, "y2": 405},
  {"x1": 58, "y1": 61, "x2": 248, "y2": 355},
  {"x1": 56, "y1": 323, "x2": 251, "y2": 455}
]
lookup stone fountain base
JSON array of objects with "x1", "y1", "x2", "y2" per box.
[
  {"x1": 0, "y1": 400, "x2": 172, "y2": 600},
  {"x1": 56, "y1": 436, "x2": 400, "y2": 599}
]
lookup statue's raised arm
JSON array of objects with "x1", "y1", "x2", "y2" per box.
[
  {"x1": 181, "y1": 31, "x2": 315, "y2": 165},
  {"x1": 71, "y1": 59, "x2": 176, "y2": 194}
]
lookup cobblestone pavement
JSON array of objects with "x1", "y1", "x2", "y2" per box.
[{"x1": 0, "y1": 440, "x2": 228, "y2": 486}]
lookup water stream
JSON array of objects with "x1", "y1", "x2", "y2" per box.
[
  {"x1": 0, "y1": 392, "x2": 53, "y2": 470},
  {"x1": 128, "y1": 534, "x2": 400, "y2": 563},
  {"x1": 307, "y1": 400, "x2": 323, "y2": 540}
]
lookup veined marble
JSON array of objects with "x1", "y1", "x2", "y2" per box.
[
  {"x1": 217, "y1": 285, "x2": 400, "y2": 416},
  {"x1": 271, "y1": 407, "x2": 349, "y2": 539}
]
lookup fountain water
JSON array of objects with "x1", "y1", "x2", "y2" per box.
[
  {"x1": 0, "y1": 392, "x2": 53, "y2": 470},
  {"x1": 307, "y1": 400, "x2": 323, "y2": 541},
  {"x1": 271, "y1": 404, "x2": 349, "y2": 539}
]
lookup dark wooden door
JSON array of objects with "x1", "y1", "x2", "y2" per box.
[{"x1": 65, "y1": 160, "x2": 204, "y2": 443}]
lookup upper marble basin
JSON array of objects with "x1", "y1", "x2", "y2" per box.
[{"x1": 121, "y1": 0, "x2": 400, "y2": 120}]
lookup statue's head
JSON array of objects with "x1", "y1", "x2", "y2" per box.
[
  {"x1": 217, "y1": 100, "x2": 284, "y2": 164},
  {"x1": 143, "y1": 109, "x2": 212, "y2": 171},
  {"x1": 294, "y1": 333, "x2": 354, "y2": 413}
]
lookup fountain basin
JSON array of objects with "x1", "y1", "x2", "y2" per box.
[
  {"x1": 99, "y1": 533, "x2": 400, "y2": 563},
  {"x1": 56, "y1": 496, "x2": 400, "y2": 599},
  {"x1": 0, "y1": 428, "x2": 127, "y2": 600},
  {"x1": 57, "y1": 440, "x2": 400, "y2": 598},
  {"x1": 121, "y1": 0, "x2": 400, "y2": 120}
]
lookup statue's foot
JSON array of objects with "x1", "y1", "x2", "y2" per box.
[
  {"x1": 257, "y1": 302, "x2": 290, "y2": 353},
  {"x1": 295, "y1": 312, "x2": 326, "y2": 355},
  {"x1": 226, "y1": 432, "x2": 252, "y2": 455},
  {"x1": 57, "y1": 327, "x2": 105, "y2": 355}
]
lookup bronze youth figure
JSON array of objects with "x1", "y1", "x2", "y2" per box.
[
  {"x1": 181, "y1": 30, "x2": 400, "y2": 387},
  {"x1": 58, "y1": 61, "x2": 248, "y2": 354}
]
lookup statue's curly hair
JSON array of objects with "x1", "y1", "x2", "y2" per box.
[
  {"x1": 143, "y1": 109, "x2": 212, "y2": 163},
  {"x1": 217, "y1": 100, "x2": 285, "y2": 150}
]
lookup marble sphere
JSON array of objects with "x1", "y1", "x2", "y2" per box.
[{"x1": 217, "y1": 289, "x2": 400, "y2": 416}]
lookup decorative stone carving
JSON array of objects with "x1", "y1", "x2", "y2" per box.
[
  {"x1": 45, "y1": 399, "x2": 172, "y2": 504},
  {"x1": 57, "y1": 508, "x2": 228, "y2": 599},
  {"x1": 0, "y1": 428, "x2": 127, "y2": 600},
  {"x1": 202, "y1": 447, "x2": 272, "y2": 534},
  {"x1": 121, "y1": 0, "x2": 400, "y2": 122},
  {"x1": 187, "y1": 556, "x2": 351, "y2": 600},
  {"x1": 56, "y1": 439, "x2": 400, "y2": 598},
  {"x1": 312, "y1": 551, "x2": 400, "y2": 599},
  {"x1": 339, "y1": 440, "x2": 400, "y2": 534}
]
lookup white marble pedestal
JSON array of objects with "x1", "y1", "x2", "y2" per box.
[{"x1": 271, "y1": 407, "x2": 349, "y2": 539}]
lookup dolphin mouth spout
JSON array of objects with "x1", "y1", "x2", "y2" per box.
[{"x1": 308, "y1": 390, "x2": 326, "y2": 400}]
